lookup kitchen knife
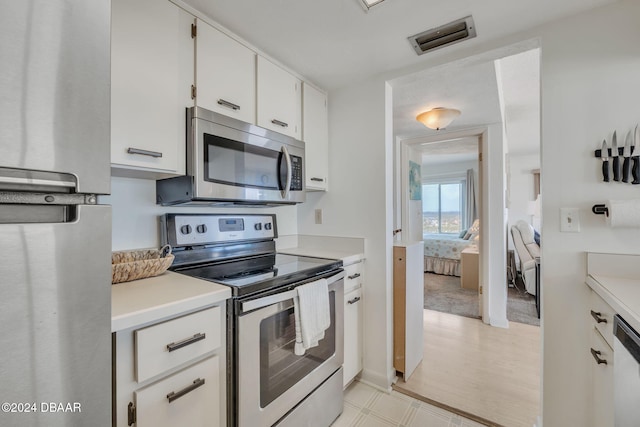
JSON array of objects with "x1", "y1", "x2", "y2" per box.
[
  {"x1": 601, "y1": 139, "x2": 610, "y2": 182},
  {"x1": 612, "y1": 131, "x2": 620, "y2": 181},
  {"x1": 623, "y1": 130, "x2": 632, "y2": 182},
  {"x1": 633, "y1": 125, "x2": 640, "y2": 184}
]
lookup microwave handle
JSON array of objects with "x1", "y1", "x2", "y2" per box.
[{"x1": 281, "y1": 146, "x2": 292, "y2": 199}]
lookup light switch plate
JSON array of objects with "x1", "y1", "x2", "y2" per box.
[
  {"x1": 315, "y1": 209, "x2": 323, "y2": 224},
  {"x1": 560, "y1": 208, "x2": 580, "y2": 232}
]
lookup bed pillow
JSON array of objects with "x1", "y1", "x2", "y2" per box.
[{"x1": 458, "y1": 229, "x2": 468, "y2": 239}]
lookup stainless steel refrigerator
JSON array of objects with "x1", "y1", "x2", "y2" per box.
[{"x1": 0, "y1": 2, "x2": 112, "y2": 426}]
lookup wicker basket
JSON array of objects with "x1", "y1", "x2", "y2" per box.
[{"x1": 111, "y1": 245, "x2": 174, "y2": 284}]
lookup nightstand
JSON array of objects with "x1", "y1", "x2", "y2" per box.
[{"x1": 460, "y1": 246, "x2": 479, "y2": 290}]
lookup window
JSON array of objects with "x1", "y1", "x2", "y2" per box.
[{"x1": 422, "y1": 181, "x2": 464, "y2": 234}]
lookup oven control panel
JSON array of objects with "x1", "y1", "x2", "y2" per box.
[{"x1": 162, "y1": 214, "x2": 276, "y2": 247}]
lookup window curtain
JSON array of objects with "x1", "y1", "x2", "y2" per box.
[{"x1": 465, "y1": 168, "x2": 477, "y2": 228}]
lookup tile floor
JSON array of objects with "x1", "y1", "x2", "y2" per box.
[{"x1": 332, "y1": 381, "x2": 487, "y2": 427}]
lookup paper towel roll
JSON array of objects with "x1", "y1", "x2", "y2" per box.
[{"x1": 607, "y1": 199, "x2": 640, "y2": 227}]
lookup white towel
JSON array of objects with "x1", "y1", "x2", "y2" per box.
[{"x1": 293, "y1": 278, "x2": 330, "y2": 356}]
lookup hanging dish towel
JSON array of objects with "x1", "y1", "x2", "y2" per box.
[{"x1": 293, "y1": 278, "x2": 330, "y2": 356}]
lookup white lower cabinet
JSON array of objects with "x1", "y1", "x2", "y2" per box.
[
  {"x1": 114, "y1": 305, "x2": 226, "y2": 427},
  {"x1": 343, "y1": 262, "x2": 363, "y2": 387},
  {"x1": 589, "y1": 291, "x2": 614, "y2": 427},
  {"x1": 135, "y1": 356, "x2": 219, "y2": 427}
]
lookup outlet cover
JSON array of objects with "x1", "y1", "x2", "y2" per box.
[
  {"x1": 560, "y1": 208, "x2": 580, "y2": 232},
  {"x1": 314, "y1": 209, "x2": 323, "y2": 224}
]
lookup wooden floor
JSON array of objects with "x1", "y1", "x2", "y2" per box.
[{"x1": 393, "y1": 309, "x2": 540, "y2": 427}]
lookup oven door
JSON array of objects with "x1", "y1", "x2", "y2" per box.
[
  {"x1": 237, "y1": 272, "x2": 344, "y2": 427},
  {"x1": 189, "y1": 107, "x2": 305, "y2": 204}
]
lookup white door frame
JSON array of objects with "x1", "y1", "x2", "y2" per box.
[{"x1": 396, "y1": 125, "x2": 508, "y2": 327}]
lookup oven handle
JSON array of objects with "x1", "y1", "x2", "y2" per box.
[{"x1": 241, "y1": 271, "x2": 344, "y2": 313}]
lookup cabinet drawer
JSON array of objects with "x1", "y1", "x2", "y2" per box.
[
  {"x1": 135, "y1": 307, "x2": 221, "y2": 383},
  {"x1": 344, "y1": 263, "x2": 363, "y2": 293},
  {"x1": 589, "y1": 327, "x2": 614, "y2": 427},
  {"x1": 590, "y1": 291, "x2": 615, "y2": 348},
  {"x1": 135, "y1": 355, "x2": 220, "y2": 427}
]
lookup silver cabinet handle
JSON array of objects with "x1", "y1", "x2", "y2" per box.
[
  {"x1": 347, "y1": 273, "x2": 361, "y2": 280},
  {"x1": 271, "y1": 119, "x2": 289, "y2": 128},
  {"x1": 166, "y1": 333, "x2": 206, "y2": 352},
  {"x1": 347, "y1": 296, "x2": 361, "y2": 305},
  {"x1": 127, "y1": 147, "x2": 162, "y2": 158},
  {"x1": 310, "y1": 177, "x2": 325, "y2": 182},
  {"x1": 590, "y1": 348, "x2": 608, "y2": 365},
  {"x1": 217, "y1": 99, "x2": 240, "y2": 110},
  {"x1": 590, "y1": 310, "x2": 607, "y2": 324},
  {"x1": 166, "y1": 378, "x2": 205, "y2": 403}
]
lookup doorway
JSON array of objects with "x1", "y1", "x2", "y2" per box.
[{"x1": 390, "y1": 45, "x2": 541, "y2": 426}]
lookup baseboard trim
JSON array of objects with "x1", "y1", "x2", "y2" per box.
[{"x1": 358, "y1": 368, "x2": 393, "y2": 393}]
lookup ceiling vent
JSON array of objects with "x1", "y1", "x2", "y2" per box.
[{"x1": 408, "y1": 16, "x2": 476, "y2": 56}]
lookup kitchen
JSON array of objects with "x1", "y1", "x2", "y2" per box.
[{"x1": 2, "y1": 1, "x2": 640, "y2": 427}]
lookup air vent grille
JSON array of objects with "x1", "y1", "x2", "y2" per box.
[{"x1": 409, "y1": 16, "x2": 476, "y2": 55}]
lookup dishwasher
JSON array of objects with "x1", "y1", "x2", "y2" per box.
[{"x1": 613, "y1": 314, "x2": 640, "y2": 427}]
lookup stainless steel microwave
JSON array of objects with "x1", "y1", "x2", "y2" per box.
[{"x1": 157, "y1": 107, "x2": 305, "y2": 206}]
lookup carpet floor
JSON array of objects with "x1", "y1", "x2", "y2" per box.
[{"x1": 424, "y1": 272, "x2": 539, "y2": 326}]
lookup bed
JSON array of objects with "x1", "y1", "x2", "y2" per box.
[{"x1": 423, "y1": 234, "x2": 475, "y2": 276}]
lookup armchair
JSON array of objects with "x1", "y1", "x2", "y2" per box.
[{"x1": 510, "y1": 220, "x2": 540, "y2": 295}]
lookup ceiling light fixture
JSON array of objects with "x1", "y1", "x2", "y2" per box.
[
  {"x1": 416, "y1": 107, "x2": 461, "y2": 130},
  {"x1": 359, "y1": 0, "x2": 386, "y2": 11}
]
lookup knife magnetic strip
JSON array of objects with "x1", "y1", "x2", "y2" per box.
[{"x1": 594, "y1": 147, "x2": 633, "y2": 157}]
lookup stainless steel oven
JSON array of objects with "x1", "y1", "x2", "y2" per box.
[
  {"x1": 161, "y1": 213, "x2": 344, "y2": 427},
  {"x1": 237, "y1": 273, "x2": 343, "y2": 427},
  {"x1": 156, "y1": 107, "x2": 305, "y2": 206}
]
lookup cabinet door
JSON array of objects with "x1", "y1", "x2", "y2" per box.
[
  {"x1": 590, "y1": 328, "x2": 614, "y2": 427},
  {"x1": 343, "y1": 288, "x2": 363, "y2": 387},
  {"x1": 111, "y1": 0, "x2": 192, "y2": 175},
  {"x1": 302, "y1": 83, "x2": 329, "y2": 190},
  {"x1": 195, "y1": 20, "x2": 256, "y2": 124},
  {"x1": 257, "y1": 56, "x2": 301, "y2": 139},
  {"x1": 135, "y1": 356, "x2": 220, "y2": 427}
]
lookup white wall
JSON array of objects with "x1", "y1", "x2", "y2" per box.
[
  {"x1": 538, "y1": 1, "x2": 640, "y2": 425},
  {"x1": 421, "y1": 159, "x2": 477, "y2": 180},
  {"x1": 297, "y1": 78, "x2": 396, "y2": 389},
  {"x1": 101, "y1": 177, "x2": 298, "y2": 250},
  {"x1": 508, "y1": 153, "x2": 539, "y2": 230}
]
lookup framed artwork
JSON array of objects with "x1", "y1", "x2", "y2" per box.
[{"x1": 409, "y1": 161, "x2": 421, "y2": 200}]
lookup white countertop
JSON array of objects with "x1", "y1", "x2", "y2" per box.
[
  {"x1": 278, "y1": 247, "x2": 364, "y2": 267},
  {"x1": 111, "y1": 271, "x2": 231, "y2": 332},
  {"x1": 586, "y1": 274, "x2": 640, "y2": 333}
]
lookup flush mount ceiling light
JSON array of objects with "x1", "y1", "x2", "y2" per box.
[
  {"x1": 359, "y1": 0, "x2": 387, "y2": 11},
  {"x1": 416, "y1": 108, "x2": 461, "y2": 130}
]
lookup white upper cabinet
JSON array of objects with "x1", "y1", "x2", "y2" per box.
[
  {"x1": 111, "y1": 0, "x2": 193, "y2": 177},
  {"x1": 302, "y1": 83, "x2": 329, "y2": 191},
  {"x1": 195, "y1": 20, "x2": 256, "y2": 124},
  {"x1": 257, "y1": 56, "x2": 301, "y2": 139}
]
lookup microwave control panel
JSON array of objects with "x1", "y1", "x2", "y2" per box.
[{"x1": 291, "y1": 155, "x2": 303, "y2": 191}]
